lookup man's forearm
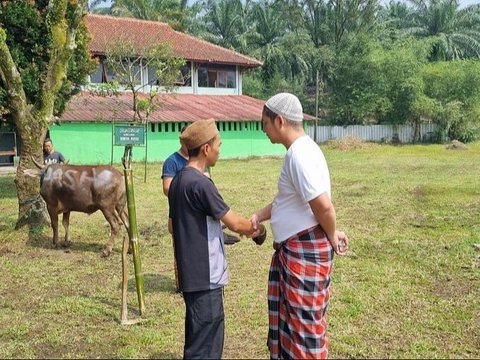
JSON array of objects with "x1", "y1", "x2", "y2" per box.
[{"x1": 255, "y1": 203, "x2": 272, "y2": 222}]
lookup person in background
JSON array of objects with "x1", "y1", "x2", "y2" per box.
[
  {"x1": 251, "y1": 93, "x2": 349, "y2": 359},
  {"x1": 162, "y1": 127, "x2": 190, "y2": 197},
  {"x1": 168, "y1": 118, "x2": 262, "y2": 359},
  {"x1": 43, "y1": 138, "x2": 65, "y2": 165},
  {"x1": 162, "y1": 126, "x2": 239, "y2": 292}
]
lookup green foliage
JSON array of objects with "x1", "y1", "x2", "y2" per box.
[
  {"x1": 0, "y1": 0, "x2": 95, "y2": 117},
  {"x1": 102, "y1": 39, "x2": 184, "y2": 122},
  {"x1": 422, "y1": 60, "x2": 480, "y2": 142},
  {"x1": 0, "y1": 1, "x2": 49, "y2": 107},
  {"x1": 327, "y1": 34, "x2": 390, "y2": 125},
  {"x1": 111, "y1": 0, "x2": 190, "y2": 31},
  {"x1": 242, "y1": 71, "x2": 266, "y2": 100},
  {"x1": 390, "y1": 0, "x2": 480, "y2": 60},
  {"x1": 380, "y1": 38, "x2": 432, "y2": 125}
]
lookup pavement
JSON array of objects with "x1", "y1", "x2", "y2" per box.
[{"x1": 0, "y1": 166, "x2": 16, "y2": 176}]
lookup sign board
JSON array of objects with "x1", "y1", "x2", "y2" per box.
[{"x1": 114, "y1": 125, "x2": 145, "y2": 146}]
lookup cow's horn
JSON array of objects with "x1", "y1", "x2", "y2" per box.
[{"x1": 31, "y1": 156, "x2": 44, "y2": 169}]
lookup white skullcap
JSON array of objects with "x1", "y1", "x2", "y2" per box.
[{"x1": 265, "y1": 92, "x2": 303, "y2": 122}]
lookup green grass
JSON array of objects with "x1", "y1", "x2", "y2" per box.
[{"x1": 0, "y1": 142, "x2": 479, "y2": 358}]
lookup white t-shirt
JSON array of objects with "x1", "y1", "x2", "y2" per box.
[{"x1": 270, "y1": 135, "x2": 331, "y2": 243}]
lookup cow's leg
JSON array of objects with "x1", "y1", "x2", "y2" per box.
[
  {"x1": 62, "y1": 212, "x2": 71, "y2": 246},
  {"x1": 48, "y1": 208, "x2": 60, "y2": 248},
  {"x1": 116, "y1": 208, "x2": 132, "y2": 254},
  {"x1": 101, "y1": 209, "x2": 120, "y2": 257}
]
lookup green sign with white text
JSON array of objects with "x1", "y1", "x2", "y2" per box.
[{"x1": 114, "y1": 125, "x2": 145, "y2": 146}]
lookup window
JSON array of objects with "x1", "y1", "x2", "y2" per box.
[
  {"x1": 198, "y1": 64, "x2": 236, "y2": 88},
  {"x1": 148, "y1": 62, "x2": 191, "y2": 87},
  {"x1": 90, "y1": 58, "x2": 140, "y2": 84},
  {"x1": 90, "y1": 59, "x2": 115, "y2": 83}
]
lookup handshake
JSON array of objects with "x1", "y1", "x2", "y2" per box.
[
  {"x1": 252, "y1": 223, "x2": 267, "y2": 245},
  {"x1": 249, "y1": 212, "x2": 267, "y2": 246}
]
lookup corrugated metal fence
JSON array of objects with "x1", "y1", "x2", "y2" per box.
[{"x1": 305, "y1": 123, "x2": 438, "y2": 143}]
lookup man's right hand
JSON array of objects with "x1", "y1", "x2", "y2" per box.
[{"x1": 330, "y1": 230, "x2": 349, "y2": 256}]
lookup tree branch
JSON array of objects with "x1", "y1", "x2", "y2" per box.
[
  {"x1": 0, "y1": 27, "x2": 27, "y2": 119},
  {"x1": 33, "y1": 0, "x2": 87, "y2": 123}
]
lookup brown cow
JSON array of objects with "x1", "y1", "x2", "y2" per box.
[{"x1": 26, "y1": 162, "x2": 128, "y2": 257}]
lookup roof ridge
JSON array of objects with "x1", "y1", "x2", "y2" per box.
[
  {"x1": 86, "y1": 14, "x2": 261, "y2": 66},
  {"x1": 171, "y1": 29, "x2": 262, "y2": 65},
  {"x1": 86, "y1": 13, "x2": 170, "y2": 27}
]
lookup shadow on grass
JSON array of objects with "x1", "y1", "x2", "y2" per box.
[
  {"x1": 149, "y1": 352, "x2": 180, "y2": 359},
  {"x1": 126, "y1": 273, "x2": 177, "y2": 294},
  {"x1": 0, "y1": 176, "x2": 16, "y2": 199},
  {"x1": 84, "y1": 293, "x2": 146, "y2": 323},
  {"x1": 26, "y1": 230, "x2": 108, "y2": 254}
]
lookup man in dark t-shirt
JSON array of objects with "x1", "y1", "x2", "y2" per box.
[
  {"x1": 162, "y1": 130, "x2": 239, "y2": 292},
  {"x1": 168, "y1": 118, "x2": 261, "y2": 359},
  {"x1": 43, "y1": 138, "x2": 65, "y2": 165}
]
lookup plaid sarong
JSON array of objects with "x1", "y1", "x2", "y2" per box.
[{"x1": 268, "y1": 225, "x2": 333, "y2": 359}]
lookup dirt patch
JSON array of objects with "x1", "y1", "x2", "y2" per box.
[
  {"x1": 431, "y1": 276, "x2": 475, "y2": 300},
  {"x1": 412, "y1": 185, "x2": 427, "y2": 198},
  {"x1": 324, "y1": 136, "x2": 378, "y2": 151},
  {"x1": 0, "y1": 246, "x2": 12, "y2": 256}
]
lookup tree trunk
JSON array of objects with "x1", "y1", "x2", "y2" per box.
[
  {"x1": 413, "y1": 117, "x2": 421, "y2": 143},
  {"x1": 14, "y1": 112, "x2": 49, "y2": 229}
]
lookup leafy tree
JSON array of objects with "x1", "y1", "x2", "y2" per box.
[
  {"x1": 380, "y1": 38, "x2": 433, "y2": 132},
  {"x1": 89, "y1": 0, "x2": 191, "y2": 31},
  {"x1": 327, "y1": 34, "x2": 389, "y2": 125},
  {"x1": 93, "y1": 39, "x2": 185, "y2": 123},
  {"x1": 199, "y1": 0, "x2": 252, "y2": 51},
  {"x1": 0, "y1": 0, "x2": 95, "y2": 228},
  {"x1": 248, "y1": 1, "x2": 288, "y2": 88},
  {"x1": 422, "y1": 60, "x2": 480, "y2": 141},
  {"x1": 394, "y1": 0, "x2": 480, "y2": 60},
  {"x1": 379, "y1": 0, "x2": 413, "y2": 30}
]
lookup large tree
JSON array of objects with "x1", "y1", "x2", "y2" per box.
[
  {"x1": 110, "y1": 0, "x2": 190, "y2": 31},
  {"x1": 393, "y1": 0, "x2": 480, "y2": 60},
  {"x1": 0, "y1": 0, "x2": 95, "y2": 228}
]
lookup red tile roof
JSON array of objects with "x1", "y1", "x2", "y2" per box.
[
  {"x1": 60, "y1": 92, "x2": 314, "y2": 123},
  {"x1": 85, "y1": 14, "x2": 262, "y2": 68}
]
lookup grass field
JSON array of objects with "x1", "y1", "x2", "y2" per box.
[{"x1": 0, "y1": 142, "x2": 479, "y2": 358}]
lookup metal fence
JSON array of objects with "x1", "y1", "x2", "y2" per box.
[{"x1": 305, "y1": 123, "x2": 439, "y2": 144}]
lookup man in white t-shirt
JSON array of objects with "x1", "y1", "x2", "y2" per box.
[{"x1": 251, "y1": 92, "x2": 349, "y2": 359}]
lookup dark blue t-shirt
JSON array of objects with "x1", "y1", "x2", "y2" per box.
[
  {"x1": 162, "y1": 152, "x2": 187, "y2": 179},
  {"x1": 44, "y1": 151, "x2": 65, "y2": 165},
  {"x1": 168, "y1": 166, "x2": 230, "y2": 292}
]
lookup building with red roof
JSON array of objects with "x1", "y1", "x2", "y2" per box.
[{"x1": 52, "y1": 15, "x2": 312, "y2": 164}]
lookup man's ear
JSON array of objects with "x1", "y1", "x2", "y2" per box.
[
  {"x1": 201, "y1": 143, "x2": 209, "y2": 156},
  {"x1": 275, "y1": 114, "x2": 285, "y2": 128}
]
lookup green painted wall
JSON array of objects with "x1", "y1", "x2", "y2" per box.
[{"x1": 49, "y1": 121, "x2": 286, "y2": 164}]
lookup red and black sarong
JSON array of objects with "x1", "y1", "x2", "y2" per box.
[{"x1": 268, "y1": 225, "x2": 333, "y2": 359}]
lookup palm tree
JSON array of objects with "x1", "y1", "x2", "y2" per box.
[
  {"x1": 88, "y1": 0, "x2": 112, "y2": 13},
  {"x1": 396, "y1": 0, "x2": 480, "y2": 60},
  {"x1": 91, "y1": 0, "x2": 189, "y2": 31},
  {"x1": 199, "y1": 0, "x2": 252, "y2": 51}
]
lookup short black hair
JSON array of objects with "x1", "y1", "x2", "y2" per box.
[
  {"x1": 44, "y1": 138, "x2": 53, "y2": 144},
  {"x1": 187, "y1": 136, "x2": 216, "y2": 157},
  {"x1": 263, "y1": 105, "x2": 277, "y2": 122}
]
